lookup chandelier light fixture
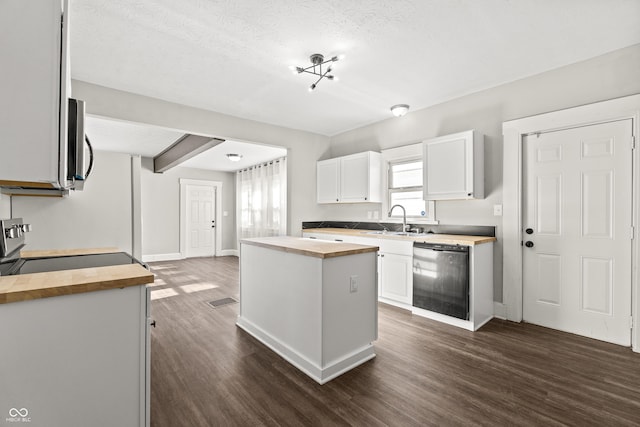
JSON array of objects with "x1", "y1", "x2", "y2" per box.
[
  {"x1": 226, "y1": 153, "x2": 243, "y2": 162},
  {"x1": 290, "y1": 53, "x2": 344, "y2": 92},
  {"x1": 390, "y1": 104, "x2": 410, "y2": 117}
]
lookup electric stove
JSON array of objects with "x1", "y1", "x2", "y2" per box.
[{"x1": 0, "y1": 252, "x2": 145, "y2": 276}]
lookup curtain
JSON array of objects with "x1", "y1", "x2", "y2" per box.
[{"x1": 236, "y1": 157, "x2": 287, "y2": 241}]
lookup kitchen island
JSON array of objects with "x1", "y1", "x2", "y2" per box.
[{"x1": 237, "y1": 236, "x2": 379, "y2": 384}]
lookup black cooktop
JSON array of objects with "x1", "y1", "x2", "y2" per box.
[{"x1": 0, "y1": 252, "x2": 141, "y2": 276}]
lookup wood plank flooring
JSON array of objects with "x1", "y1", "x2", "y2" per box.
[{"x1": 148, "y1": 256, "x2": 640, "y2": 426}]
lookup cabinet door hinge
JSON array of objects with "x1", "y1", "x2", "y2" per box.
[
  {"x1": 632, "y1": 136, "x2": 636, "y2": 150},
  {"x1": 631, "y1": 226, "x2": 635, "y2": 240},
  {"x1": 630, "y1": 316, "x2": 633, "y2": 329}
]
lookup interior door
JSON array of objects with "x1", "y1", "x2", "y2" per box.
[
  {"x1": 186, "y1": 184, "x2": 216, "y2": 258},
  {"x1": 522, "y1": 120, "x2": 633, "y2": 346}
]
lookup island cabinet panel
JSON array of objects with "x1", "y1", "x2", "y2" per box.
[{"x1": 237, "y1": 238, "x2": 378, "y2": 384}]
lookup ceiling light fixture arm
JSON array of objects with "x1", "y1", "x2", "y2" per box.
[{"x1": 293, "y1": 53, "x2": 341, "y2": 91}]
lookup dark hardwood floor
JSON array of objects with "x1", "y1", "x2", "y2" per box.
[{"x1": 148, "y1": 256, "x2": 640, "y2": 426}]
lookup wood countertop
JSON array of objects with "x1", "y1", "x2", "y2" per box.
[
  {"x1": 0, "y1": 264, "x2": 153, "y2": 304},
  {"x1": 241, "y1": 236, "x2": 379, "y2": 259},
  {"x1": 303, "y1": 228, "x2": 496, "y2": 246},
  {"x1": 0, "y1": 248, "x2": 153, "y2": 304}
]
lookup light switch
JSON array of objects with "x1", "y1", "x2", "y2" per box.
[{"x1": 493, "y1": 204, "x2": 503, "y2": 216}]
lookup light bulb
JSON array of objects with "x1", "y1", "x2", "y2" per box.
[{"x1": 309, "y1": 83, "x2": 316, "y2": 92}]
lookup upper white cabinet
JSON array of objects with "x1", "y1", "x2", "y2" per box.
[
  {"x1": 423, "y1": 130, "x2": 484, "y2": 200},
  {"x1": 317, "y1": 151, "x2": 382, "y2": 203},
  {"x1": 0, "y1": 0, "x2": 70, "y2": 188},
  {"x1": 316, "y1": 158, "x2": 340, "y2": 203}
]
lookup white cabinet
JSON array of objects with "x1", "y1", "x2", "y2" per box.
[
  {"x1": 0, "y1": 285, "x2": 150, "y2": 426},
  {"x1": 377, "y1": 239, "x2": 413, "y2": 307},
  {"x1": 0, "y1": 0, "x2": 70, "y2": 188},
  {"x1": 316, "y1": 159, "x2": 340, "y2": 203},
  {"x1": 423, "y1": 130, "x2": 484, "y2": 200},
  {"x1": 317, "y1": 151, "x2": 382, "y2": 203},
  {"x1": 379, "y1": 253, "x2": 412, "y2": 305}
]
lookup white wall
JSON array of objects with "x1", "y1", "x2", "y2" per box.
[
  {"x1": 72, "y1": 80, "x2": 332, "y2": 239},
  {"x1": 11, "y1": 150, "x2": 133, "y2": 252},
  {"x1": 140, "y1": 158, "x2": 236, "y2": 256},
  {"x1": 327, "y1": 43, "x2": 640, "y2": 302}
]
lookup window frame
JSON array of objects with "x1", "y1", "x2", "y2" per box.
[
  {"x1": 387, "y1": 158, "x2": 425, "y2": 218},
  {"x1": 381, "y1": 143, "x2": 437, "y2": 224}
]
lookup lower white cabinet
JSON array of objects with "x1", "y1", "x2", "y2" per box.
[
  {"x1": 0, "y1": 285, "x2": 150, "y2": 427},
  {"x1": 378, "y1": 252, "x2": 412, "y2": 305}
]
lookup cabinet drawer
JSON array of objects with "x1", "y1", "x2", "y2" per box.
[{"x1": 377, "y1": 239, "x2": 413, "y2": 256}]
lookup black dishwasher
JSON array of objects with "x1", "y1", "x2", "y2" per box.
[{"x1": 413, "y1": 242, "x2": 470, "y2": 320}]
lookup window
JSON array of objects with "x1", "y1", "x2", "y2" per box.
[
  {"x1": 388, "y1": 159, "x2": 426, "y2": 217},
  {"x1": 237, "y1": 157, "x2": 287, "y2": 239}
]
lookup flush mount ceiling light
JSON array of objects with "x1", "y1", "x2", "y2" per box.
[
  {"x1": 290, "y1": 53, "x2": 343, "y2": 92},
  {"x1": 390, "y1": 104, "x2": 410, "y2": 117},
  {"x1": 226, "y1": 153, "x2": 243, "y2": 162}
]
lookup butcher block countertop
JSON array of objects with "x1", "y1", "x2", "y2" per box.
[
  {"x1": 303, "y1": 228, "x2": 496, "y2": 246},
  {"x1": 241, "y1": 236, "x2": 379, "y2": 259},
  {"x1": 0, "y1": 249, "x2": 153, "y2": 304}
]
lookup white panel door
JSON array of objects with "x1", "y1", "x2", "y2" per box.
[
  {"x1": 523, "y1": 120, "x2": 633, "y2": 345},
  {"x1": 186, "y1": 184, "x2": 216, "y2": 258}
]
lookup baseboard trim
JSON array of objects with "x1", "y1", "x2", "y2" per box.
[
  {"x1": 219, "y1": 249, "x2": 239, "y2": 257},
  {"x1": 493, "y1": 302, "x2": 507, "y2": 320},
  {"x1": 236, "y1": 316, "x2": 375, "y2": 385},
  {"x1": 141, "y1": 253, "x2": 183, "y2": 262}
]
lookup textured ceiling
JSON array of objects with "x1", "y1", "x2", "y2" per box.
[{"x1": 71, "y1": 0, "x2": 640, "y2": 136}]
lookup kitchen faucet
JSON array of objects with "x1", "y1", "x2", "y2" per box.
[{"x1": 388, "y1": 204, "x2": 408, "y2": 233}]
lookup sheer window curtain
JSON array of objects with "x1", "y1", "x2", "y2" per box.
[{"x1": 236, "y1": 157, "x2": 287, "y2": 241}]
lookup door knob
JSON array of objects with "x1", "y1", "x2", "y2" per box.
[
  {"x1": 525, "y1": 228, "x2": 533, "y2": 234},
  {"x1": 525, "y1": 241, "x2": 534, "y2": 248}
]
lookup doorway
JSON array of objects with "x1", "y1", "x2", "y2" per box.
[
  {"x1": 522, "y1": 120, "x2": 633, "y2": 345},
  {"x1": 180, "y1": 179, "x2": 222, "y2": 258},
  {"x1": 502, "y1": 94, "x2": 640, "y2": 351}
]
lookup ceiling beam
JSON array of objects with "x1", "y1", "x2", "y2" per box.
[{"x1": 153, "y1": 134, "x2": 225, "y2": 173}]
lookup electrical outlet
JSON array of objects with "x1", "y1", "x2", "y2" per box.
[
  {"x1": 367, "y1": 211, "x2": 373, "y2": 219},
  {"x1": 350, "y1": 275, "x2": 358, "y2": 293},
  {"x1": 373, "y1": 211, "x2": 379, "y2": 219},
  {"x1": 493, "y1": 204, "x2": 503, "y2": 216}
]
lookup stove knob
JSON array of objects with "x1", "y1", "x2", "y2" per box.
[{"x1": 5, "y1": 227, "x2": 18, "y2": 239}]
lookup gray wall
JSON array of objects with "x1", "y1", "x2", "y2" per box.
[
  {"x1": 0, "y1": 194, "x2": 10, "y2": 219},
  {"x1": 327, "y1": 43, "x2": 640, "y2": 303},
  {"x1": 140, "y1": 158, "x2": 236, "y2": 255},
  {"x1": 11, "y1": 150, "x2": 133, "y2": 252},
  {"x1": 72, "y1": 80, "x2": 332, "y2": 240}
]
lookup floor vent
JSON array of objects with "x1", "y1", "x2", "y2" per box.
[{"x1": 208, "y1": 297, "x2": 238, "y2": 308}]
